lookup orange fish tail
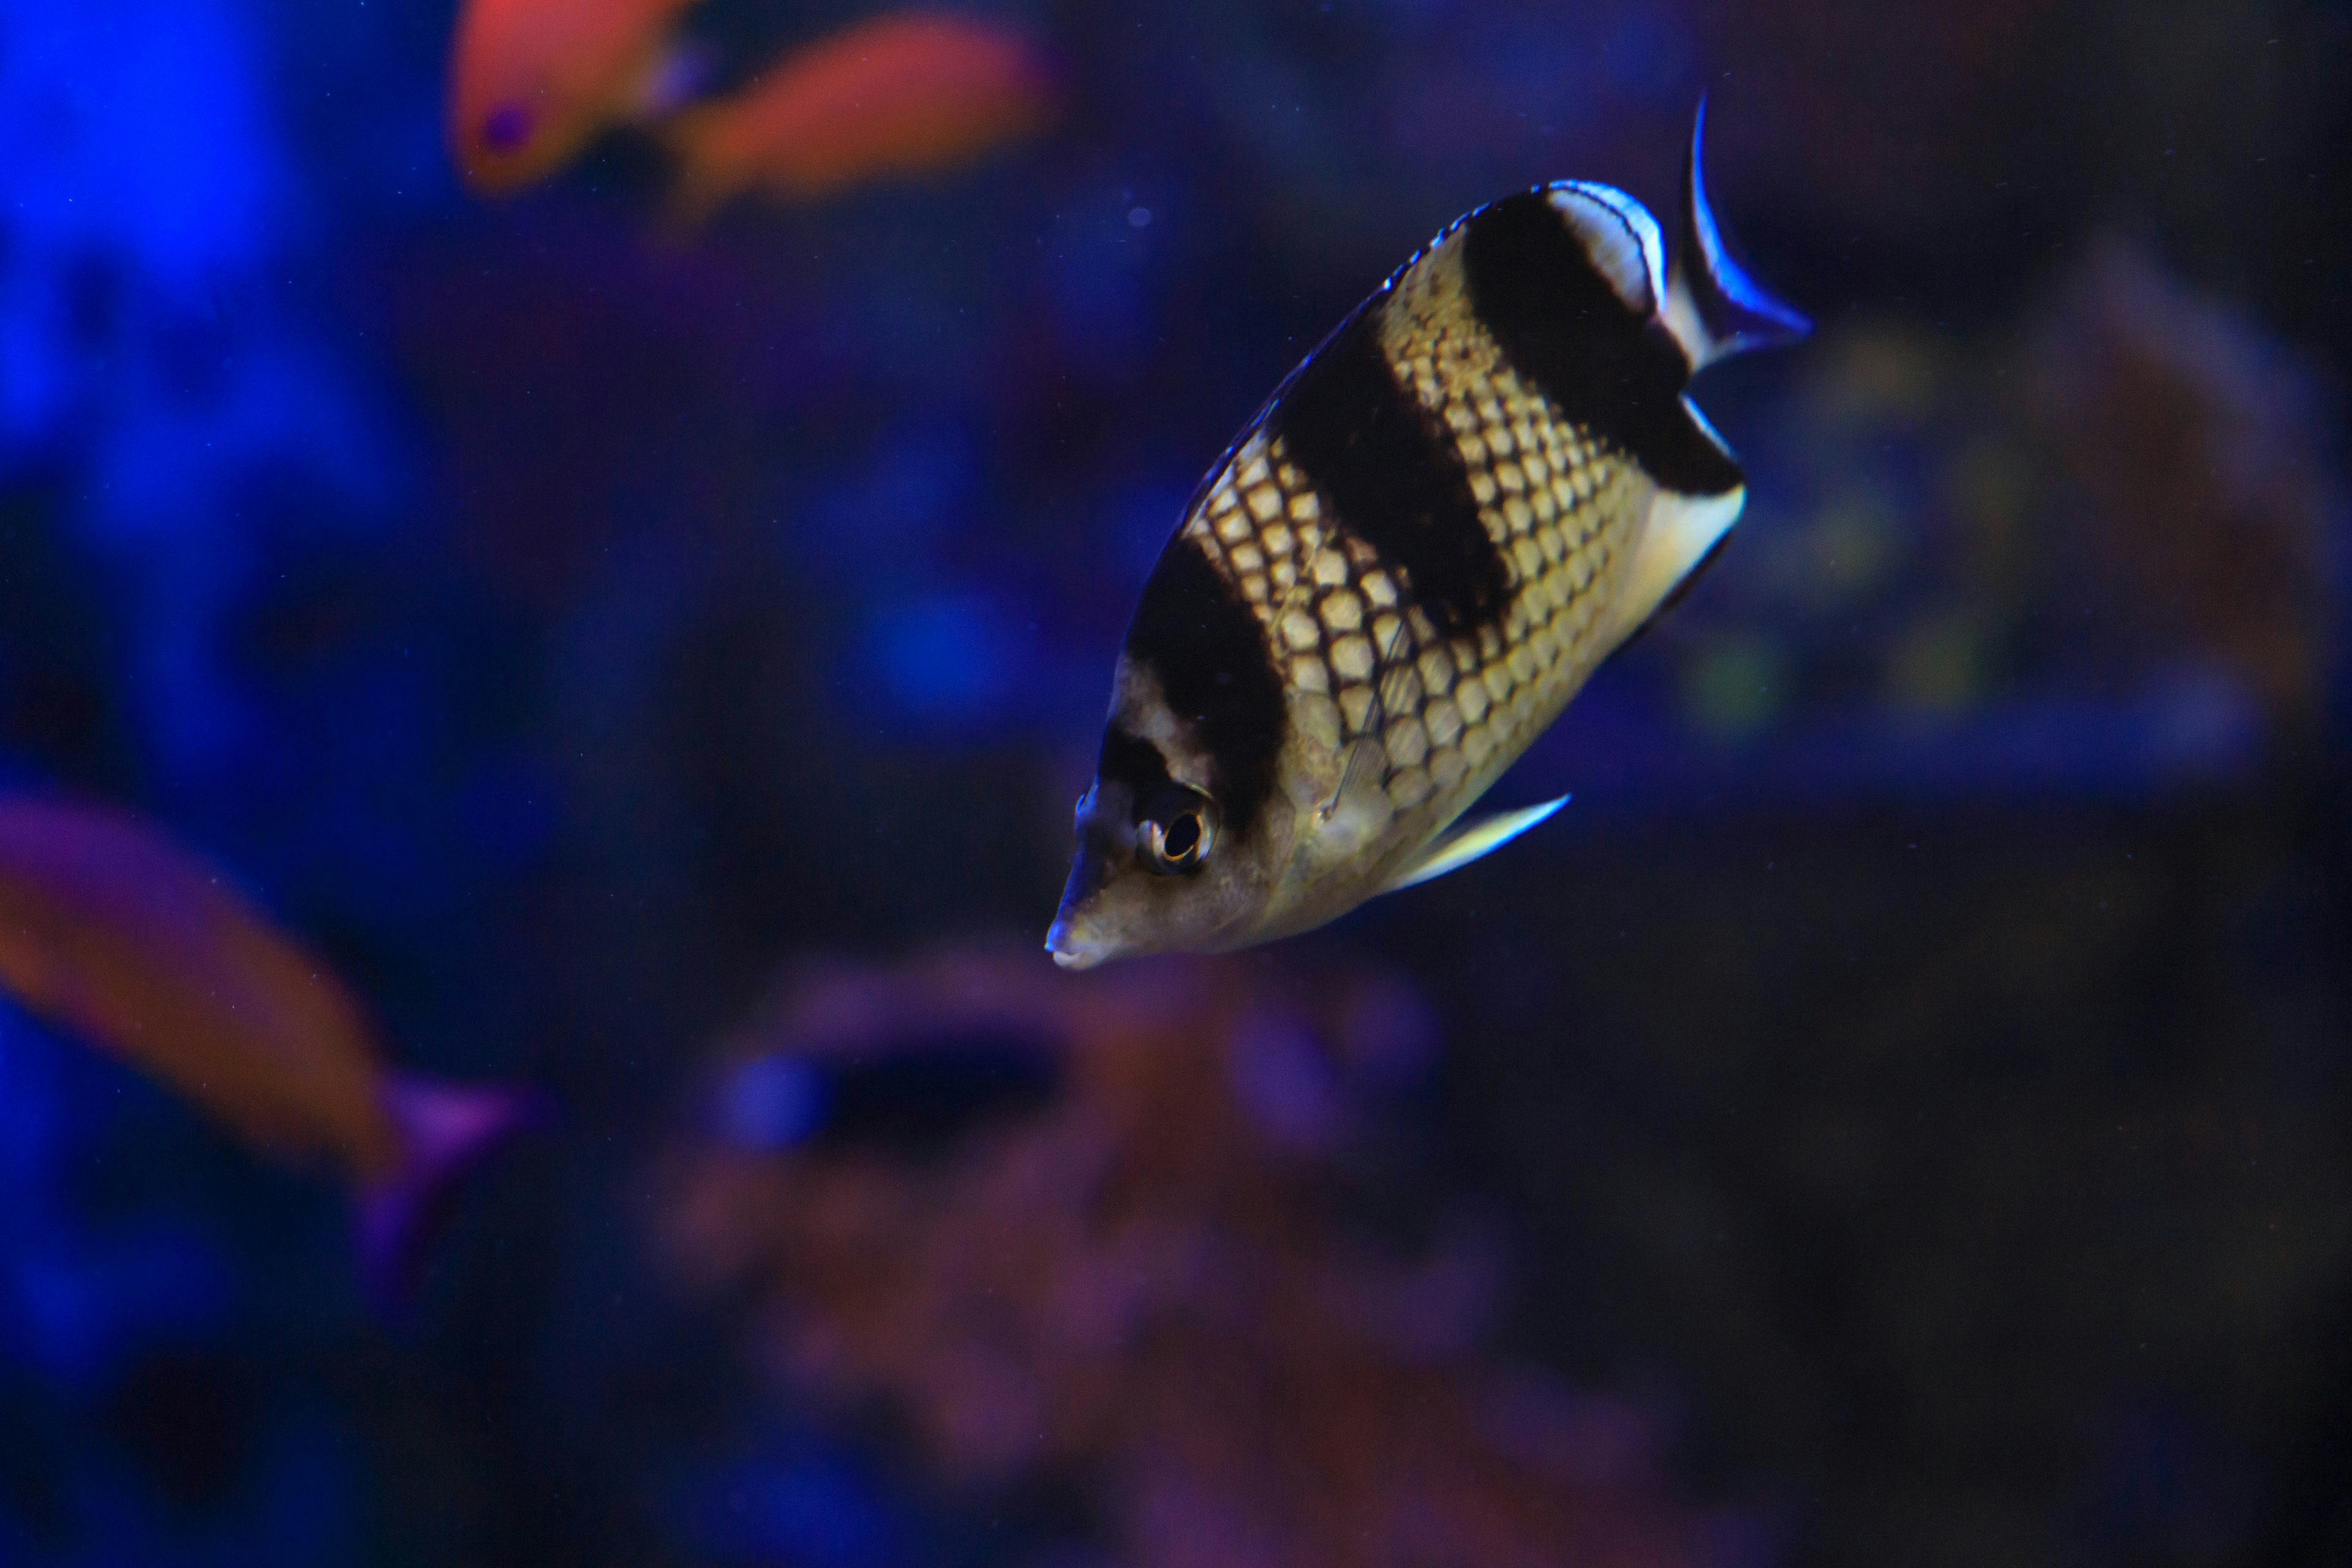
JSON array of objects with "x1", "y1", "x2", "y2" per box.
[{"x1": 354, "y1": 1073, "x2": 548, "y2": 1305}]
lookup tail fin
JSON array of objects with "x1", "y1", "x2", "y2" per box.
[
  {"x1": 354, "y1": 1074, "x2": 548, "y2": 1305},
  {"x1": 1665, "y1": 96, "x2": 1812, "y2": 371},
  {"x1": 626, "y1": 39, "x2": 717, "y2": 124}
]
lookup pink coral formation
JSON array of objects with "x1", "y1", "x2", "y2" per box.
[
  {"x1": 2027, "y1": 236, "x2": 2340, "y2": 728},
  {"x1": 657, "y1": 949, "x2": 1754, "y2": 1568},
  {"x1": 1671, "y1": 234, "x2": 2342, "y2": 763}
]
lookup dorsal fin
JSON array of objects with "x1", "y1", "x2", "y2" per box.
[
  {"x1": 1545, "y1": 183, "x2": 1667, "y2": 318},
  {"x1": 1664, "y1": 96, "x2": 1811, "y2": 371}
]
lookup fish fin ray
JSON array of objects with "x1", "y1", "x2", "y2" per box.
[
  {"x1": 1665, "y1": 94, "x2": 1811, "y2": 371},
  {"x1": 1382, "y1": 796, "x2": 1570, "y2": 893},
  {"x1": 1318, "y1": 611, "x2": 1417, "y2": 823}
]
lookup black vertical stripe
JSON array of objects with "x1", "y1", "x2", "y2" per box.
[
  {"x1": 1463, "y1": 191, "x2": 1745, "y2": 498},
  {"x1": 1120, "y1": 536, "x2": 1286, "y2": 840},
  {"x1": 1094, "y1": 725, "x2": 1172, "y2": 800},
  {"x1": 1273, "y1": 307, "x2": 1511, "y2": 637}
]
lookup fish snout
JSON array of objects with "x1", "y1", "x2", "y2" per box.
[
  {"x1": 1043, "y1": 913, "x2": 1109, "y2": 971},
  {"x1": 1045, "y1": 837, "x2": 1121, "y2": 970}
]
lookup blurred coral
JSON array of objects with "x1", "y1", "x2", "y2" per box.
[
  {"x1": 2026, "y1": 236, "x2": 2340, "y2": 728},
  {"x1": 657, "y1": 949, "x2": 1753, "y2": 1568},
  {"x1": 1635, "y1": 235, "x2": 2344, "y2": 793}
]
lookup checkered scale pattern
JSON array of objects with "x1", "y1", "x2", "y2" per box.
[{"x1": 1182, "y1": 228, "x2": 1650, "y2": 853}]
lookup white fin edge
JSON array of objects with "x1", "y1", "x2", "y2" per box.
[
  {"x1": 1611, "y1": 459, "x2": 1746, "y2": 645},
  {"x1": 1382, "y1": 796, "x2": 1570, "y2": 894},
  {"x1": 1550, "y1": 182, "x2": 1668, "y2": 317}
]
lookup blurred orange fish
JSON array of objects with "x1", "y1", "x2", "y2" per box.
[
  {"x1": 449, "y1": 0, "x2": 701, "y2": 194},
  {"x1": 666, "y1": 10, "x2": 1055, "y2": 215},
  {"x1": 0, "y1": 796, "x2": 538, "y2": 1298}
]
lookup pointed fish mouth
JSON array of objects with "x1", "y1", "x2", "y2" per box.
[
  {"x1": 1044, "y1": 926, "x2": 1096, "y2": 963},
  {"x1": 1046, "y1": 840, "x2": 1118, "y2": 971},
  {"x1": 1044, "y1": 918, "x2": 1107, "y2": 971}
]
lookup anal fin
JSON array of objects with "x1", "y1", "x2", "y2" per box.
[{"x1": 1382, "y1": 796, "x2": 1569, "y2": 893}]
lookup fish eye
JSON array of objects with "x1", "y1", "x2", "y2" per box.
[
  {"x1": 1140, "y1": 786, "x2": 1217, "y2": 875},
  {"x1": 481, "y1": 104, "x2": 533, "y2": 154}
]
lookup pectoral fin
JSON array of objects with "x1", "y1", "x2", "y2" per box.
[{"x1": 1381, "y1": 796, "x2": 1570, "y2": 893}]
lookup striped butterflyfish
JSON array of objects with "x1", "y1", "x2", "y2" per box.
[{"x1": 1048, "y1": 104, "x2": 1807, "y2": 969}]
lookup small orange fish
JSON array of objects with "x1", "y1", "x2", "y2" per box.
[
  {"x1": 666, "y1": 10, "x2": 1055, "y2": 215},
  {"x1": 449, "y1": 0, "x2": 701, "y2": 195},
  {"x1": 0, "y1": 796, "x2": 537, "y2": 1298}
]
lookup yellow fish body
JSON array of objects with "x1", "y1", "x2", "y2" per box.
[{"x1": 1050, "y1": 105, "x2": 1807, "y2": 968}]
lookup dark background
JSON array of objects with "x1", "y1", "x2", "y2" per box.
[{"x1": 2, "y1": 1, "x2": 2350, "y2": 1563}]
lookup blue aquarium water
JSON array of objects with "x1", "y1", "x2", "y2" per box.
[{"x1": 2, "y1": 0, "x2": 2350, "y2": 1563}]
